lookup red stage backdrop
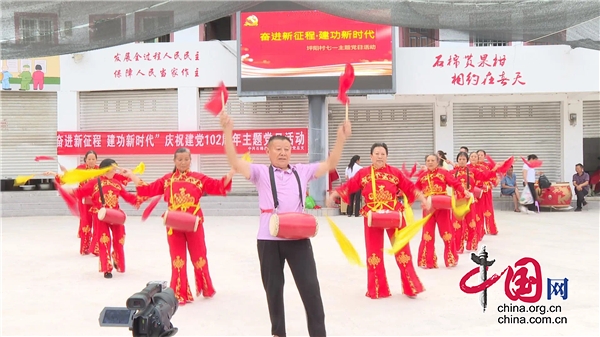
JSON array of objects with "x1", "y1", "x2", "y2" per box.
[
  {"x1": 57, "y1": 128, "x2": 308, "y2": 155},
  {"x1": 240, "y1": 10, "x2": 393, "y2": 78}
]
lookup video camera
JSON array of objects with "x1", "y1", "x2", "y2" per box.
[{"x1": 99, "y1": 281, "x2": 179, "y2": 337}]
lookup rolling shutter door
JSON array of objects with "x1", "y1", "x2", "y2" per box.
[
  {"x1": 0, "y1": 92, "x2": 57, "y2": 178},
  {"x1": 198, "y1": 89, "x2": 310, "y2": 195},
  {"x1": 79, "y1": 90, "x2": 179, "y2": 183},
  {"x1": 328, "y1": 103, "x2": 435, "y2": 188},
  {"x1": 453, "y1": 102, "x2": 562, "y2": 184},
  {"x1": 583, "y1": 100, "x2": 600, "y2": 139}
]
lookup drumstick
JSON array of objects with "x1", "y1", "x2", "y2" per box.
[
  {"x1": 220, "y1": 91, "x2": 225, "y2": 115},
  {"x1": 345, "y1": 102, "x2": 348, "y2": 120}
]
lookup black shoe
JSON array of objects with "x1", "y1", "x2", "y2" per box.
[
  {"x1": 104, "y1": 272, "x2": 113, "y2": 278},
  {"x1": 574, "y1": 208, "x2": 582, "y2": 212},
  {"x1": 583, "y1": 200, "x2": 588, "y2": 207}
]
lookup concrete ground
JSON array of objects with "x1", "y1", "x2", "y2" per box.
[{"x1": 2, "y1": 204, "x2": 599, "y2": 336}]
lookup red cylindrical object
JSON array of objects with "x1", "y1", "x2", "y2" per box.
[
  {"x1": 472, "y1": 187, "x2": 484, "y2": 200},
  {"x1": 429, "y1": 195, "x2": 452, "y2": 209},
  {"x1": 163, "y1": 210, "x2": 200, "y2": 232},
  {"x1": 269, "y1": 213, "x2": 318, "y2": 239},
  {"x1": 367, "y1": 210, "x2": 402, "y2": 228},
  {"x1": 97, "y1": 208, "x2": 127, "y2": 225}
]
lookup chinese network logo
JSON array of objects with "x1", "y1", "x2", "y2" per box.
[{"x1": 459, "y1": 246, "x2": 568, "y2": 313}]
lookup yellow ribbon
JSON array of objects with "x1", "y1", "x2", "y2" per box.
[
  {"x1": 387, "y1": 194, "x2": 432, "y2": 255},
  {"x1": 326, "y1": 216, "x2": 364, "y2": 267},
  {"x1": 132, "y1": 162, "x2": 145, "y2": 175},
  {"x1": 14, "y1": 174, "x2": 36, "y2": 187},
  {"x1": 242, "y1": 152, "x2": 253, "y2": 163},
  {"x1": 60, "y1": 165, "x2": 114, "y2": 184}
]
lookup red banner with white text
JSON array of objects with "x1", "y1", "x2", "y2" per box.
[{"x1": 57, "y1": 129, "x2": 308, "y2": 155}]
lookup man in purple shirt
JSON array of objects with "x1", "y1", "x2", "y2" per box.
[
  {"x1": 573, "y1": 163, "x2": 590, "y2": 211},
  {"x1": 220, "y1": 112, "x2": 351, "y2": 337}
]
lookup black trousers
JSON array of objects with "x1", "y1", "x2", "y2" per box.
[
  {"x1": 257, "y1": 239, "x2": 326, "y2": 337},
  {"x1": 346, "y1": 190, "x2": 362, "y2": 217},
  {"x1": 575, "y1": 189, "x2": 587, "y2": 209},
  {"x1": 527, "y1": 182, "x2": 539, "y2": 212}
]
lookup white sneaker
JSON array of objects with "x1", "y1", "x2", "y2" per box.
[{"x1": 519, "y1": 206, "x2": 528, "y2": 213}]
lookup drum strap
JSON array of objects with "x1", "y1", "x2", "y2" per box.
[
  {"x1": 269, "y1": 165, "x2": 303, "y2": 211},
  {"x1": 97, "y1": 177, "x2": 105, "y2": 206}
]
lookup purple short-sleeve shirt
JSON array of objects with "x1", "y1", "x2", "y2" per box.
[{"x1": 249, "y1": 162, "x2": 320, "y2": 240}]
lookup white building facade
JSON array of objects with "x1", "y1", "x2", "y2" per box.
[{"x1": 2, "y1": 24, "x2": 599, "y2": 198}]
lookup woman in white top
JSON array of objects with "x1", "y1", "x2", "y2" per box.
[
  {"x1": 521, "y1": 154, "x2": 541, "y2": 213},
  {"x1": 345, "y1": 155, "x2": 362, "y2": 217}
]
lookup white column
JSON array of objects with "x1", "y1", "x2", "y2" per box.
[
  {"x1": 178, "y1": 87, "x2": 200, "y2": 172},
  {"x1": 57, "y1": 90, "x2": 79, "y2": 170},
  {"x1": 563, "y1": 97, "x2": 584, "y2": 197},
  {"x1": 434, "y1": 99, "x2": 454, "y2": 158}
]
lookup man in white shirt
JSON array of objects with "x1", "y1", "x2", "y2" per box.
[{"x1": 521, "y1": 154, "x2": 541, "y2": 213}]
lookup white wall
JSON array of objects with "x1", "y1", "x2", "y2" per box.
[
  {"x1": 396, "y1": 45, "x2": 600, "y2": 95},
  {"x1": 60, "y1": 41, "x2": 237, "y2": 91}
]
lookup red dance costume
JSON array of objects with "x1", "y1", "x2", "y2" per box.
[
  {"x1": 478, "y1": 162, "x2": 499, "y2": 235},
  {"x1": 135, "y1": 170, "x2": 232, "y2": 304},
  {"x1": 450, "y1": 166, "x2": 483, "y2": 253},
  {"x1": 88, "y1": 172, "x2": 131, "y2": 255},
  {"x1": 414, "y1": 168, "x2": 466, "y2": 269},
  {"x1": 74, "y1": 176, "x2": 141, "y2": 274},
  {"x1": 336, "y1": 164, "x2": 425, "y2": 299}
]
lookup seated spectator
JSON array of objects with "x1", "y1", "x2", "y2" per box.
[
  {"x1": 573, "y1": 163, "x2": 590, "y2": 212},
  {"x1": 501, "y1": 166, "x2": 521, "y2": 212}
]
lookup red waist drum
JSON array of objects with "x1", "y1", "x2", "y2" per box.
[
  {"x1": 97, "y1": 208, "x2": 127, "y2": 225},
  {"x1": 163, "y1": 209, "x2": 201, "y2": 232},
  {"x1": 428, "y1": 195, "x2": 452, "y2": 210},
  {"x1": 269, "y1": 213, "x2": 318, "y2": 239},
  {"x1": 83, "y1": 197, "x2": 93, "y2": 205},
  {"x1": 367, "y1": 210, "x2": 403, "y2": 228},
  {"x1": 472, "y1": 187, "x2": 484, "y2": 200}
]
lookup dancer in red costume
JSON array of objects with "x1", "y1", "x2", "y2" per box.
[
  {"x1": 450, "y1": 152, "x2": 498, "y2": 253},
  {"x1": 65, "y1": 159, "x2": 141, "y2": 278},
  {"x1": 477, "y1": 150, "x2": 499, "y2": 235},
  {"x1": 49, "y1": 150, "x2": 132, "y2": 256},
  {"x1": 329, "y1": 142, "x2": 430, "y2": 299},
  {"x1": 415, "y1": 154, "x2": 469, "y2": 269},
  {"x1": 124, "y1": 147, "x2": 234, "y2": 305},
  {"x1": 466, "y1": 152, "x2": 496, "y2": 245}
]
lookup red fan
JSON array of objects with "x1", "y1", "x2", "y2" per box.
[
  {"x1": 401, "y1": 163, "x2": 418, "y2": 178},
  {"x1": 409, "y1": 163, "x2": 417, "y2": 178},
  {"x1": 485, "y1": 155, "x2": 497, "y2": 167},
  {"x1": 142, "y1": 195, "x2": 162, "y2": 221},
  {"x1": 204, "y1": 81, "x2": 229, "y2": 116},
  {"x1": 54, "y1": 180, "x2": 79, "y2": 217},
  {"x1": 496, "y1": 156, "x2": 515, "y2": 175},
  {"x1": 337, "y1": 63, "x2": 355, "y2": 119},
  {"x1": 35, "y1": 156, "x2": 55, "y2": 162},
  {"x1": 521, "y1": 156, "x2": 543, "y2": 168}
]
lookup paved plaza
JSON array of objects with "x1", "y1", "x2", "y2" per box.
[{"x1": 2, "y1": 205, "x2": 599, "y2": 336}]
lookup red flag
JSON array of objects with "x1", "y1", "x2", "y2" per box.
[
  {"x1": 337, "y1": 63, "x2": 355, "y2": 105},
  {"x1": 54, "y1": 181, "x2": 79, "y2": 217},
  {"x1": 497, "y1": 156, "x2": 515, "y2": 175},
  {"x1": 521, "y1": 156, "x2": 543, "y2": 168},
  {"x1": 142, "y1": 196, "x2": 161, "y2": 221},
  {"x1": 34, "y1": 156, "x2": 55, "y2": 161},
  {"x1": 204, "y1": 81, "x2": 229, "y2": 115}
]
